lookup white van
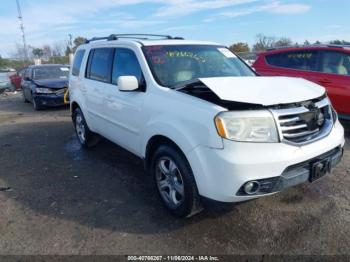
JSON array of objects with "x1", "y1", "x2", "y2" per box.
[{"x1": 69, "y1": 34, "x2": 345, "y2": 217}]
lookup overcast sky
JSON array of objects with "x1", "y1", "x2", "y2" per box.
[{"x1": 0, "y1": 0, "x2": 349, "y2": 57}]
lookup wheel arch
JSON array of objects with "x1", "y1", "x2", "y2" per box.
[
  {"x1": 70, "y1": 101, "x2": 80, "y2": 115},
  {"x1": 144, "y1": 135, "x2": 186, "y2": 171}
]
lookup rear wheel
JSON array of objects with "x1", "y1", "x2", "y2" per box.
[
  {"x1": 151, "y1": 145, "x2": 202, "y2": 217},
  {"x1": 73, "y1": 108, "x2": 100, "y2": 148}
]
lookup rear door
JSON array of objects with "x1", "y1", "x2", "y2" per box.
[
  {"x1": 317, "y1": 50, "x2": 350, "y2": 115},
  {"x1": 84, "y1": 48, "x2": 114, "y2": 134}
]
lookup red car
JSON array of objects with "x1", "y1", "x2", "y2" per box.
[
  {"x1": 9, "y1": 68, "x2": 26, "y2": 90},
  {"x1": 253, "y1": 45, "x2": 350, "y2": 119}
]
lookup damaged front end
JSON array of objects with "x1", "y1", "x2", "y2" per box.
[{"x1": 176, "y1": 77, "x2": 334, "y2": 145}]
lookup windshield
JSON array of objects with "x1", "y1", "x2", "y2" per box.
[
  {"x1": 33, "y1": 66, "x2": 69, "y2": 80},
  {"x1": 142, "y1": 45, "x2": 255, "y2": 87}
]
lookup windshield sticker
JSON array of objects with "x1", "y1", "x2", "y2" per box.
[
  {"x1": 145, "y1": 48, "x2": 206, "y2": 65},
  {"x1": 217, "y1": 48, "x2": 236, "y2": 58},
  {"x1": 60, "y1": 67, "x2": 69, "y2": 71},
  {"x1": 167, "y1": 51, "x2": 206, "y2": 63}
]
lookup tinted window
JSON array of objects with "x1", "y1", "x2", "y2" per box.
[
  {"x1": 86, "y1": 48, "x2": 114, "y2": 83},
  {"x1": 266, "y1": 51, "x2": 318, "y2": 71},
  {"x1": 72, "y1": 50, "x2": 85, "y2": 76},
  {"x1": 320, "y1": 51, "x2": 350, "y2": 76},
  {"x1": 112, "y1": 48, "x2": 143, "y2": 85}
]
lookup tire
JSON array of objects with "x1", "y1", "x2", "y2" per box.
[
  {"x1": 32, "y1": 98, "x2": 42, "y2": 111},
  {"x1": 73, "y1": 107, "x2": 100, "y2": 148},
  {"x1": 151, "y1": 145, "x2": 202, "y2": 217}
]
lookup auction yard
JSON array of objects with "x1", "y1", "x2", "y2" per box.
[{"x1": 0, "y1": 92, "x2": 349, "y2": 255}]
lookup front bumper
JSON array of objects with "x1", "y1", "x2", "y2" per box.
[
  {"x1": 187, "y1": 120, "x2": 345, "y2": 202},
  {"x1": 235, "y1": 146, "x2": 343, "y2": 196},
  {"x1": 33, "y1": 93, "x2": 66, "y2": 107}
]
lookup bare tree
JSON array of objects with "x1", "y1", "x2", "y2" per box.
[
  {"x1": 274, "y1": 37, "x2": 293, "y2": 47},
  {"x1": 252, "y1": 34, "x2": 275, "y2": 52},
  {"x1": 52, "y1": 41, "x2": 65, "y2": 56},
  {"x1": 11, "y1": 43, "x2": 27, "y2": 60},
  {"x1": 42, "y1": 45, "x2": 52, "y2": 60}
]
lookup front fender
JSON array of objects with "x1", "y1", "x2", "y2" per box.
[{"x1": 141, "y1": 113, "x2": 223, "y2": 158}]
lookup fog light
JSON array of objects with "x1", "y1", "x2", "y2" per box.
[{"x1": 244, "y1": 181, "x2": 260, "y2": 195}]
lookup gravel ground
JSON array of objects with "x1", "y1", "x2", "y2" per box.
[{"x1": 0, "y1": 92, "x2": 349, "y2": 255}]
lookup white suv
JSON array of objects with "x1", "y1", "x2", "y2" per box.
[{"x1": 69, "y1": 34, "x2": 345, "y2": 217}]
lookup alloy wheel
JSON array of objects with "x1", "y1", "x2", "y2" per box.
[
  {"x1": 156, "y1": 157, "x2": 185, "y2": 208},
  {"x1": 75, "y1": 114, "x2": 86, "y2": 144}
]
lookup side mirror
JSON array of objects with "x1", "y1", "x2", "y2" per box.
[{"x1": 117, "y1": 76, "x2": 139, "y2": 92}]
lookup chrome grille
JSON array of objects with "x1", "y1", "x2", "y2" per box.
[{"x1": 271, "y1": 97, "x2": 333, "y2": 145}]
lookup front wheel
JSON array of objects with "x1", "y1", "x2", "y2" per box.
[
  {"x1": 22, "y1": 89, "x2": 29, "y2": 103},
  {"x1": 73, "y1": 108, "x2": 100, "y2": 148},
  {"x1": 151, "y1": 145, "x2": 202, "y2": 217},
  {"x1": 32, "y1": 98, "x2": 42, "y2": 110}
]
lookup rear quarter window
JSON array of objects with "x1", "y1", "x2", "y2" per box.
[
  {"x1": 266, "y1": 51, "x2": 318, "y2": 72},
  {"x1": 72, "y1": 50, "x2": 85, "y2": 76}
]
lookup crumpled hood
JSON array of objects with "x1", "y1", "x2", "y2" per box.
[
  {"x1": 199, "y1": 76, "x2": 325, "y2": 106},
  {"x1": 33, "y1": 78, "x2": 68, "y2": 89}
]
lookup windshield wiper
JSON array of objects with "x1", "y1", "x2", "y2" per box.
[{"x1": 172, "y1": 79, "x2": 207, "y2": 91}]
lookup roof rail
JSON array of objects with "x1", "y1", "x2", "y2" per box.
[{"x1": 85, "y1": 34, "x2": 184, "y2": 43}]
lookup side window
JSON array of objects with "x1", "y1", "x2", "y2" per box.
[
  {"x1": 320, "y1": 51, "x2": 350, "y2": 76},
  {"x1": 24, "y1": 68, "x2": 31, "y2": 79},
  {"x1": 266, "y1": 51, "x2": 318, "y2": 71},
  {"x1": 72, "y1": 50, "x2": 85, "y2": 76},
  {"x1": 112, "y1": 48, "x2": 143, "y2": 85},
  {"x1": 86, "y1": 48, "x2": 114, "y2": 83}
]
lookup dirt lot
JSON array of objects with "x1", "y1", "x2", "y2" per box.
[{"x1": 0, "y1": 92, "x2": 349, "y2": 255}]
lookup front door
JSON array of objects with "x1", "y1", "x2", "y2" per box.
[{"x1": 103, "y1": 47, "x2": 146, "y2": 155}]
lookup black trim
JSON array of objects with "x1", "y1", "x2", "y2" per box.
[{"x1": 338, "y1": 113, "x2": 350, "y2": 121}]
